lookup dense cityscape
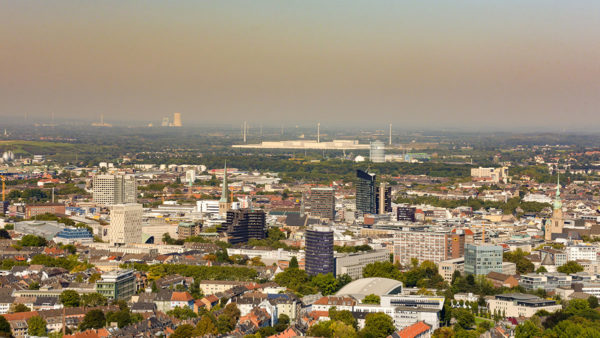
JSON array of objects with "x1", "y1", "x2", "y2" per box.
[
  {"x1": 3, "y1": 1, "x2": 600, "y2": 337},
  {"x1": 0, "y1": 123, "x2": 595, "y2": 338}
]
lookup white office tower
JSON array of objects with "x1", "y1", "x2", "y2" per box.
[
  {"x1": 93, "y1": 174, "x2": 137, "y2": 205},
  {"x1": 109, "y1": 204, "x2": 143, "y2": 244},
  {"x1": 370, "y1": 141, "x2": 385, "y2": 163},
  {"x1": 185, "y1": 169, "x2": 196, "y2": 183}
]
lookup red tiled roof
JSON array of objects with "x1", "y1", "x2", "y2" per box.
[
  {"x1": 2, "y1": 311, "x2": 40, "y2": 321},
  {"x1": 396, "y1": 321, "x2": 432, "y2": 338},
  {"x1": 171, "y1": 292, "x2": 194, "y2": 302}
]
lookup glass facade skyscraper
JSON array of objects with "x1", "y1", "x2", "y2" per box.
[
  {"x1": 305, "y1": 226, "x2": 334, "y2": 276},
  {"x1": 356, "y1": 169, "x2": 376, "y2": 215}
]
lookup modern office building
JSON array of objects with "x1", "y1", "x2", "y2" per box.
[
  {"x1": 220, "y1": 209, "x2": 266, "y2": 245},
  {"x1": 356, "y1": 170, "x2": 376, "y2": 215},
  {"x1": 54, "y1": 227, "x2": 93, "y2": 245},
  {"x1": 486, "y1": 293, "x2": 561, "y2": 317},
  {"x1": 464, "y1": 244, "x2": 503, "y2": 275},
  {"x1": 438, "y1": 257, "x2": 465, "y2": 283},
  {"x1": 305, "y1": 226, "x2": 334, "y2": 276},
  {"x1": 302, "y1": 187, "x2": 335, "y2": 220},
  {"x1": 397, "y1": 206, "x2": 416, "y2": 222},
  {"x1": 335, "y1": 250, "x2": 390, "y2": 279},
  {"x1": 95, "y1": 270, "x2": 136, "y2": 300},
  {"x1": 370, "y1": 140, "x2": 385, "y2": 163},
  {"x1": 394, "y1": 230, "x2": 465, "y2": 266},
  {"x1": 109, "y1": 204, "x2": 143, "y2": 245},
  {"x1": 376, "y1": 183, "x2": 392, "y2": 214},
  {"x1": 93, "y1": 174, "x2": 137, "y2": 205}
]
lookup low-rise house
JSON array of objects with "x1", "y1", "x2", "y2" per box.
[
  {"x1": 486, "y1": 272, "x2": 519, "y2": 288},
  {"x1": 170, "y1": 291, "x2": 194, "y2": 309}
]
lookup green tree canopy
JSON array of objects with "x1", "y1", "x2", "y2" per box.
[
  {"x1": 27, "y1": 316, "x2": 47, "y2": 336},
  {"x1": 79, "y1": 309, "x2": 106, "y2": 330},
  {"x1": 360, "y1": 313, "x2": 396, "y2": 338},
  {"x1": 19, "y1": 234, "x2": 47, "y2": 247},
  {"x1": 59, "y1": 290, "x2": 81, "y2": 307},
  {"x1": 363, "y1": 294, "x2": 381, "y2": 305},
  {"x1": 557, "y1": 261, "x2": 584, "y2": 274}
]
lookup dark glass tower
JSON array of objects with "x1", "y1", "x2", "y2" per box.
[
  {"x1": 356, "y1": 169, "x2": 376, "y2": 215},
  {"x1": 219, "y1": 209, "x2": 266, "y2": 244},
  {"x1": 305, "y1": 226, "x2": 334, "y2": 276}
]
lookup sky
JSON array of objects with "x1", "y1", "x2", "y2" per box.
[{"x1": 1, "y1": 1, "x2": 600, "y2": 131}]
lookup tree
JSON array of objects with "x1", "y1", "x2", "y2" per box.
[
  {"x1": 195, "y1": 315, "x2": 218, "y2": 336},
  {"x1": 503, "y1": 249, "x2": 534, "y2": 274},
  {"x1": 106, "y1": 309, "x2": 132, "y2": 328},
  {"x1": 329, "y1": 308, "x2": 357, "y2": 329},
  {"x1": 515, "y1": 320, "x2": 542, "y2": 338},
  {"x1": 362, "y1": 261, "x2": 401, "y2": 280},
  {"x1": 81, "y1": 293, "x2": 108, "y2": 307},
  {"x1": 308, "y1": 320, "x2": 332, "y2": 337},
  {"x1": 363, "y1": 294, "x2": 381, "y2": 304},
  {"x1": 167, "y1": 306, "x2": 198, "y2": 320},
  {"x1": 0, "y1": 316, "x2": 10, "y2": 336},
  {"x1": 557, "y1": 261, "x2": 584, "y2": 274},
  {"x1": 289, "y1": 256, "x2": 299, "y2": 269},
  {"x1": 536, "y1": 266, "x2": 548, "y2": 273},
  {"x1": 171, "y1": 324, "x2": 195, "y2": 338},
  {"x1": 27, "y1": 316, "x2": 47, "y2": 336},
  {"x1": 19, "y1": 234, "x2": 47, "y2": 247},
  {"x1": 588, "y1": 296, "x2": 599, "y2": 309},
  {"x1": 60, "y1": 290, "x2": 81, "y2": 307},
  {"x1": 330, "y1": 320, "x2": 358, "y2": 338},
  {"x1": 453, "y1": 308, "x2": 475, "y2": 330},
  {"x1": 223, "y1": 303, "x2": 241, "y2": 323},
  {"x1": 79, "y1": 309, "x2": 106, "y2": 330},
  {"x1": 11, "y1": 303, "x2": 30, "y2": 313},
  {"x1": 312, "y1": 273, "x2": 339, "y2": 295},
  {"x1": 360, "y1": 313, "x2": 395, "y2": 338},
  {"x1": 216, "y1": 314, "x2": 234, "y2": 334},
  {"x1": 278, "y1": 314, "x2": 290, "y2": 326}
]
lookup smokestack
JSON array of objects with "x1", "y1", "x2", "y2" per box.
[
  {"x1": 389, "y1": 123, "x2": 392, "y2": 145},
  {"x1": 243, "y1": 121, "x2": 247, "y2": 143},
  {"x1": 317, "y1": 122, "x2": 320, "y2": 143}
]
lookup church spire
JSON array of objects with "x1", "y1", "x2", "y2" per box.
[
  {"x1": 220, "y1": 161, "x2": 229, "y2": 203},
  {"x1": 553, "y1": 173, "x2": 562, "y2": 210}
]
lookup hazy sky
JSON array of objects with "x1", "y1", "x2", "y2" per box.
[{"x1": 1, "y1": 1, "x2": 600, "y2": 130}]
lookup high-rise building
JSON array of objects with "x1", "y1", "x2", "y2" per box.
[
  {"x1": 109, "y1": 204, "x2": 143, "y2": 245},
  {"x1": 376, "y1": 183, "x2": 392, "y2": 215},
  {"x1": 394, "y1": 230, "x2": 465, "y2": 266},
  {"x1": 370, "y1": 140, "x2": 385, "y2": 163},
  {"x1": 219, "y1": 162, "x2": 231, "y2": 217},
  {"x1": 397, "y1": 207, "x2": 416, "y2": 222},
  {"x1": 356, "y1": 170, "x2": 376, "y2": 215},
  {"x1": 305, "y1": 226, "x2": 334, "y2": 276},
  {"x1": 302, "y1": 187, "x2": 335, "y2": 220},
  {"x1": 545, "y1": 176, "x2": 564, "y2": 241},
  {"x1": 464, "y1": 244, "x2": 503, "y2": 275},
  {"x1": 172, "y1": 113, "x2": 182, "y2": 127},
  {"x1": 93, "y1": 174, "x2": 137, "y2": 205},
  {"x1": 220, "y1": 209, "x2": 266, "y2": 244},
  {"x1": 185, "y1": 169, "x2": 196, "y2": 184}
]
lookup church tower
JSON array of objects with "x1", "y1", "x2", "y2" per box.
[
  {"x1": 545, "y1": 175, "x2": 564, "y2": 241},
  {"x1": 219, "y1": 161, "x2": 231, "y2": 217}
]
